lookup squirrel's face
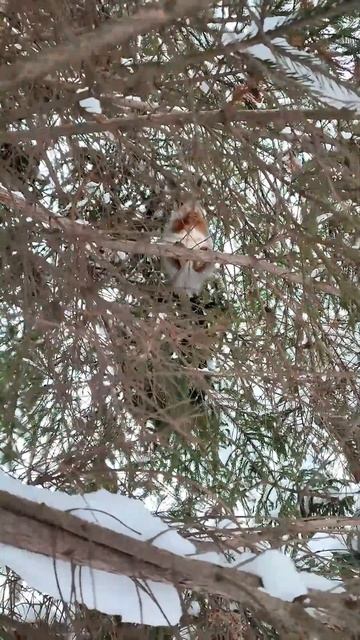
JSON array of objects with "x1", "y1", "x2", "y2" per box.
[{"x1": 171, "y1": 195, "x2": 207, "y2": 222}]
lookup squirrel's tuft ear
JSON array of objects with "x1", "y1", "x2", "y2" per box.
[{"x1": 166, "y1": 175, "x2": 179, "y2": 191}]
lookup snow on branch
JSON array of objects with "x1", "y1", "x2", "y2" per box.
[
  {"x1": 0, "y1": 471, "x2": 355, "y2": 636},
  {"x1": 222, "y1": 13, "x2": 360, "y2": 114}
]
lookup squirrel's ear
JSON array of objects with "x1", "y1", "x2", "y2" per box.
[
  {"x1": 166, "y1": 175, "x2": 179, "y2": 191},
  {"x1": 196, "y1": 176, "x2": 203, "y2": 189}
]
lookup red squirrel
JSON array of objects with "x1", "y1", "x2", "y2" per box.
[{"x1": 162, "y1": 196, "x2": 214, "y2": 296}]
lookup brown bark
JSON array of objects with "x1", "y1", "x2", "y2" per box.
[
  {"x1": 0, "y1": 489, "x2": 356, "y2": 639},
  {"x1": 1, "y1": 107, "x2": 359, "y2": 144},
  {"x1": 0, "y1": 187, "x2": 343, "y2": 298}
]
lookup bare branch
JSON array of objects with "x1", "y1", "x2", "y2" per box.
[
  {"x1": 0, "y1": 489, "x2": 356, "y2": 639},
  {"x1": 0, "y1": 0, "x2": 213, "y2": 92},
  {"x1": 1, "y1": 107, "x2": 359, "y2": 143},
  {"x1": 0, "y1": 187, "x2": 343, "y2": 297}
]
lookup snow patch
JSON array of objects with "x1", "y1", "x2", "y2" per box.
[
  {"x1": 0, "y1": 544, "x2": 181, "y2": 625},
  {"x1": 306, "y1": 532, "x2": 349, "y2": 558},
  {"x1": 188, "y1": 600, "x2": 201, "y2": 617},
  {"x1": 192, "y1": 547, "x2": 345, "y2": 602},
  {"x1": 79, "y1": 97, "x2": 102, "y2": 114}
]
